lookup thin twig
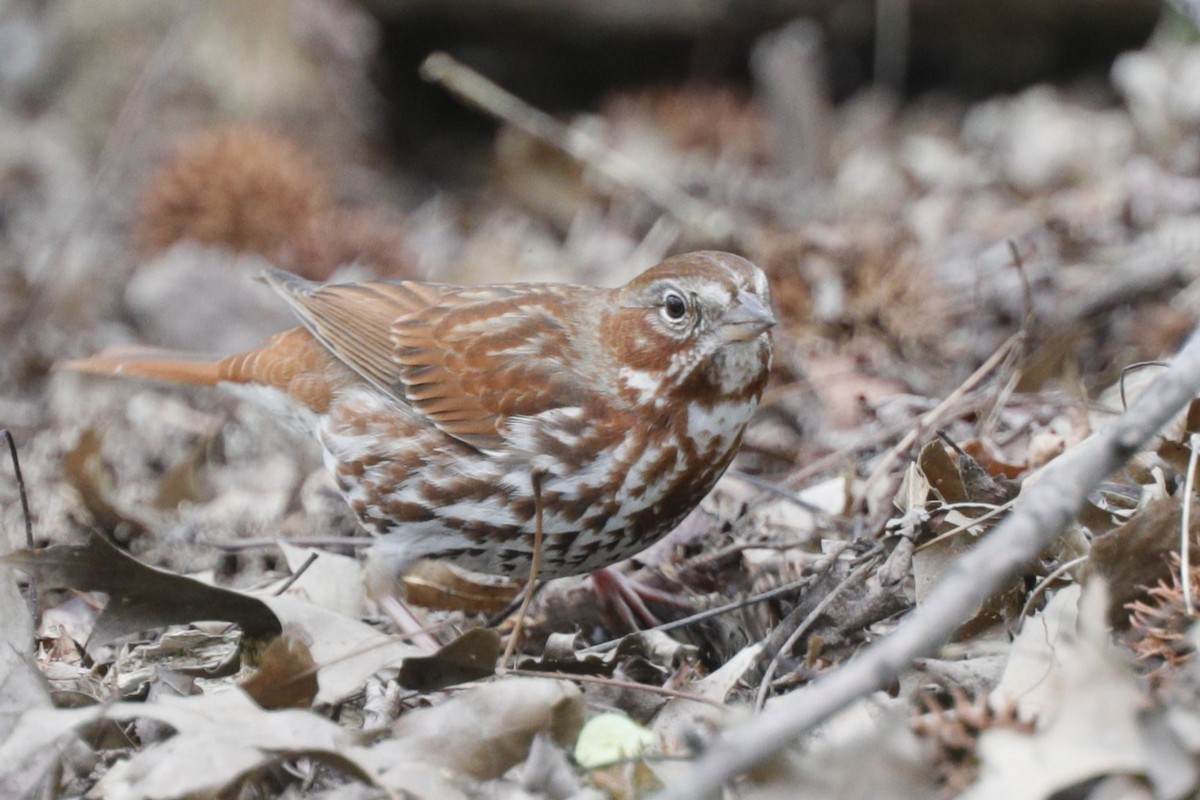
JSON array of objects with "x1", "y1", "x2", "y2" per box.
[
  {"x1": 915, "y1": 499, "x2": 1016, "y2": 552},
  {"x1": 1120, "y1": 361, "x2": 1169, "y2": 411},
  {"x1": 754, "y1": 556, "x2": 879, "y2": 711},
  {"x1": 1018, "y1": 554, "x2": 1088, "y2": 623},
  {"x1": 727, "y1": 470, "x2": 835, "y2": 519},
  {"x1": 584, "y1": 564, "x2": 831, "y2": 656},
  {"x1": 1006, "y1": 238, "x2": 1035, "y2": 329},
  {"x1": 1184, "y1": 434, "x2": 1199, "y2": 614},
  {"x1": 858, "y1": 332, "x2": 1023, "y2": 505},
  {"x1": 3, "y1": 429, "x2": 36, "y2": 619},
  {"x1": 653, "y1": 324, "x2": 1200, "y2": 800},
  {"x1": 202, "y1": 536, "x2": 373, "y2": 551},
  {"x1": 978, "y1": 367, "x2": 1022, "y2": 442},
  {"x1": 502, "y1": 471, "x2": 546, "y2": 667},
  {"x1": 2, "y1": 430, "x2": 33, "y2": 547},
  {"x1": 420, "y1": 52, "x2": 734, "y2": 239},
  {"x1": 273, "y1": 553, "x2": 319, "y2": 596},
  {"x1": 506, "y1": 668, "x2": 727, "y2": 708},
  {"x1": 486, "y1": 579, "x2": 548, "y2": 629},
  {"x1": 753, "y1": 389, "x2": 1020, "y2": 506}
]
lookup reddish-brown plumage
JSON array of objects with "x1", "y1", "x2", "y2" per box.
[{"x1": 61, "y1": 251, "x2": 775, "y2": 585}]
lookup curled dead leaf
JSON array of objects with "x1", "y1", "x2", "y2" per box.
[
  {"x1": 240, "y1": 633, "x2": 319, "y2": 710},
  {"x1": 402, "y1": 560, "x2": 521, "y2": 613},
  {"x1": 3, "y1": 532, "x2": 281, "y2": 649}
]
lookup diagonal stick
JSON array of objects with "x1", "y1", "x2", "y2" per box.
[{"x1": 654, "y1": 324, "x2": 1200, "y2": 800}]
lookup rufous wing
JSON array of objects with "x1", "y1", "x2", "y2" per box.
[{"x1": 263, "y1": 270, "x2": 594, "y2": 452}]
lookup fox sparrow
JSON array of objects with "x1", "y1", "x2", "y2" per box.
[{"x1": 63, "y1": 251, "x2": 774, "y2": 592}]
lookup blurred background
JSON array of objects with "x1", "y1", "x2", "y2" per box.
[{"x1": 1, "y1": 0, "x2": 1199, "y2": 580}]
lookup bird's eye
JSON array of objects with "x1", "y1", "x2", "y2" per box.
[{"x1": 663, "y1": 292, "x2": 687, "y2": 321}]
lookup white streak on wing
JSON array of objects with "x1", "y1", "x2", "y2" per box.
[
  {"x1": 321, "y1": 427, "x2": 373, "y2": 466},
  {"x1": 318, "y1": 387, "x2": 398, "y2": 462},
  {"x1": 504, "y1": 407, "x2": 584, "y2": 455}
]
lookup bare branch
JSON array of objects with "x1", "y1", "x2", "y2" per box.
[
  {"x1": 420, "y1": 52, "x2": 735, "y2": 240},
  {"x1": 653, "y1": 324, "x2": 1200, "y2": 800}
]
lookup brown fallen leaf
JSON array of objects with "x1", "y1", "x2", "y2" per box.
[
  {"x1": 938, "y1": 433, "x2": 1019, "y2": 506},
  {"x1": 402, "y1": 560, "x2": 521, "y2": 614},
  {"x1": 258, "y1": 596, "x2": 420, "y2": 706},
  {"x1": 398, "y1": 628, "x2": 501, "y2": 692},
  {"x1": 919, "y1": 439, "x2": 968, "y2": 505},
  {"x1": 152, "y1": 431, "x2": 220, "y2": 510},
  {"x1": 240, "y1": 633, "x2": 319, "y2": 710},
  {"x1": 1087, "y1": 497, "x2": 1185, "y2": 630},
  {"x1": 962, "y1": 438, "x2": 1027, "y2": 481},
  {"x1": 4, "y1": 531, "x2": 281, "y2": 648},
  {"x1": 359, "y1": 677, "x2": 585, "y2": 787}
]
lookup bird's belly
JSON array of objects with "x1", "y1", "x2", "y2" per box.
[{"x1": 320, "y1": 388, "x2": 744, "y2": 580}]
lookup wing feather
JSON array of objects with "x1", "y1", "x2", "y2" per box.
[{"x1": 262, "y1": 269, "x2": 597, "y2": 451}]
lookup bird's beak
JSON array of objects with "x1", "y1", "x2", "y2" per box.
[{"x1": 719, "y1": 291, "x2": 776, "y2": 342}]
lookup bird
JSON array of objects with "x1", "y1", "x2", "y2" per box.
[{"x1": 61, "y1": 251, "x2": 775, "y2": 617}]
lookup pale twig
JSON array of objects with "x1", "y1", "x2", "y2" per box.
[
  {"x1": 1018, "y1": 554, "x2": 1088, "y2": 623},
  {"x1": 2, "y1": 430, "x2": 33, "y2": 548},
  {"x1": 203, "y1": 536, "x2": 373, "y2": 551},
  {"x1": 502, "y1": 471, "x2": 546, "y2": 667},
  {"x1": 726, "y1": 470, "x2": 834, "y2": 519},
  {"x1": 1119, "y1": 361, "x2": 1169, "y2": 411},
  {"x1": 420, "y1": 52, "x2": 734, "y2": 239},
  {"x1": 1184, "y1": 434, "x2": 1199, "y2": 614},
  {"x1": 507, "y1": 668, "x2": 726, "y2": 709},
  {"x1": 746, "y1": 393, "x2": 994, "y2": 516},
  {"x1": 272, "y1": 553, "x2": 319, "y2": 596},
  {"x1": 753, "y1": 556, "x2": 879, "y2": 711},
  {"x1": 585, "y1": 566, "x2": 830, "y2": 652},
  {"x1": 859, "y1": 331, "x2": 1023, "y2": 504},
  {"x1": 915, "y1": 499, "x2": 1016, "y2": 552},
  {"x1": 978, "y1": 367, "x2": 1021, "y2": 442},
  {"x1": 652, "y1": 325, "x2": 1200, "y2": 800}
]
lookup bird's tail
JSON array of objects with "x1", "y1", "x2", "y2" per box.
[
  {"x1": 57, "y1": 329, "x2": 340, "y2": 414},
  {"x1": 57, "y1": 346, "x2": 228, "y2": 386}
]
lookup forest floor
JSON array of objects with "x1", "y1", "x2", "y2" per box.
[{"x1": 5, "y1": 4, "x2": 1200, "y2": 799}]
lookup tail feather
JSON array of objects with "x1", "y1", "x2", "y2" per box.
[
  {"x1": 57, "y1": 328, "x2": 344, "y2": 414},
  {"x1": 57, "y1": 347, "x2": 226, "y2": 386}
]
